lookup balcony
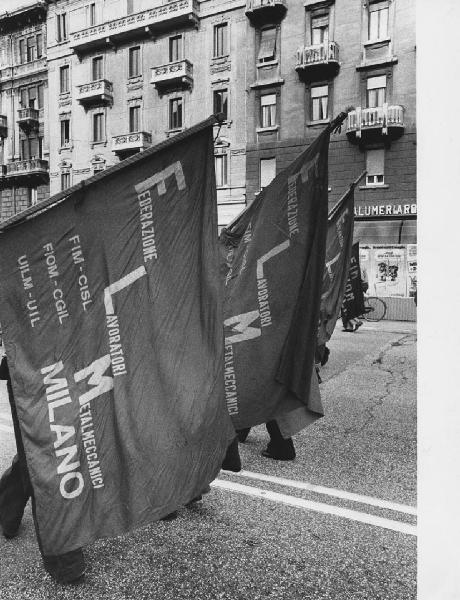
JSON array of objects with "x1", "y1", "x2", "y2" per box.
[
  {"x1": 245, "y1": 0, "x2": 287, "y2": 25},
  {"x1": 0, "y1": 115, "x2": 7, "y2": 138},
  {"x1": 346, "y1": 104, "x2": 405, "y2": 145},
  {"x1": 295, "y1": 42, "x2": 340, "y2": 81},
  {"x1": 76, "y1": 79, "x2": 113, "y2": 108},
  {"x1": 17, "y1": 107, "x2": 40, "y2": 133},
  {"x1": 1, "y1": 158, "x2": 49, "y2": 187},
  {"x1": 70, "y1": 1, "x2": 200, "y2": 56},
  {"x1": 112, "y1": 131, "x2": 152, "y2": 157},
  {"x1": 150, "y1": 59, "x2": 193, "y2": 92}
]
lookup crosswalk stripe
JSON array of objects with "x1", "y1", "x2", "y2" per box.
[
  {"x1": 211, "y1": 479, "x2": 416, "y2": 536},
  {"x1": 232, "y1": 470, "x2": 416, "y2": 515}
]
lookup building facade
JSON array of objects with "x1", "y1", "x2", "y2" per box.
[
  {"x1": 0, "y1": 1, "x2": 50, "y2": 220},
  {"x1": 0, "y1": 0, "x2": 416, "y2": 317}
]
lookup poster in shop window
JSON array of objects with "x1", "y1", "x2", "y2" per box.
[
  {"x1": 407, "y1": 244, "x2": 417, "y2": 299},
  {"x1": 368, "y1": 245, "x2": 408, "y2": 298}
]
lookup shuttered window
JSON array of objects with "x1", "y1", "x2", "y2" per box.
[{"x1": 258, "y1": 27, "x2": 277, "y2": 62}]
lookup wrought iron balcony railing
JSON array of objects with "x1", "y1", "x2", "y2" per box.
[
  {"x1": 346, "y1": 104, "x2": 405, "y2": 138},
  {"x1": 296, "y1": 41, "x2": 339, "y2": 68}
]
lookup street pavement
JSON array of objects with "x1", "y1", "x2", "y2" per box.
[{"x1": 0, "y1": 319, "x2": 416, "y2": 600}]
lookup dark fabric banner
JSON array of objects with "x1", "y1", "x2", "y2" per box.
[
  {"x1": 219, "y1": 128, "x2": 330, "y2": 434},
  {"x1": 0, "y1": 125, "x2": 233, "y2": 555},
  {"x1": 342, "y1": 242, "x2": 366, "y2": 321},
  {"x1": 317, "y1": 187, "x2": 355, "y2": 346}
]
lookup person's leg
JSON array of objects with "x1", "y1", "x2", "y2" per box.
[
  {"x1": 0, "y1": 455, "x2": 30, "y2": 538},
  {"x1": 221, "y1": 436, "x2": 242, "y2": 472},
  {"x1": 263, "y1": 421, "x2": 296, "y2": 460},
  {"x1": 236, "y1": 428, "x2": 251, "y2": 443}
]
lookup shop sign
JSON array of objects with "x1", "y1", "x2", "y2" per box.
[{"x1": 355, "y1": 204, "x2": 417, "y2": 217}]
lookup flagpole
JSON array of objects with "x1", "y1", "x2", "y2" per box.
[
  {"x1": 0, "y1": 114, "x2": 222, "y2": 233},
  {"x1": 328, "y1": 170, "x2": 367, "y2": 222}
]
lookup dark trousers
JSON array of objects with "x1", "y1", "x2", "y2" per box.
[
  {"x1": 237, "y1": 420, "x2": 296, "y2": 459},
  {"x1": 0, "y1": 357, "x2": 85, "y2": 583}
]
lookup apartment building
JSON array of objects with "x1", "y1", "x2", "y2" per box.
[
  {"x1": 244, "y1": 0, "x2": 416, "y2": 316},
  {"x1": 0, "y1": 1, "x2": 50, "y2": 220},
  {"x1": 45, "y1": 0, "x2": 248, "y2": 228},
  {"x1": 0, "y1": 0, "x2": 416, "y2": 317}
]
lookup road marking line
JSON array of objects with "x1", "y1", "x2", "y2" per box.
[
  {"x1": 233, "y1": 470, "x2": 416, "y2": 516},
  {"x1": 0, "y1": 423, "x2": 14, "y2": 433},
  {"x1": 211, "y1": 479, "x2": 416, "y2": 536},
  {"x1": 0, "y1": 412, "x2": 13, "y2": 422}
]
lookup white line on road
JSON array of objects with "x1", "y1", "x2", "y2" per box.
[
  {"x1": 233, "y1": 470, "x2": 416, "y2": 516},
  {"x1": 211, "y1": 479, "x2": 416, "y2": 536},
  {"x1": 0, "y1": 412, "x2": 13, "y2": 422}
]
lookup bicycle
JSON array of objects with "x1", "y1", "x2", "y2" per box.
[{"x1": 362, "y1": 296, "x2": 387, "y2": 322}]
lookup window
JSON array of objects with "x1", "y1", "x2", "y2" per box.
[
  {"x1": 169, "y1": 35, "x2": 182, "y2": 62},
  {"x1": 213, "y1": 89, "x2": 228, "y2": 120},
  {"x1": 260, "y1": 93, "x2": 276, "y2": 128},
  {"x1": 19, "y1": 39, "x2": 26, "y2": 64},
  {"x1": 61, "y1": 119, "x2": 70, "y2": 147},
  {"x1": 36, "y1": 34, "x2": 43, "y2": 58},
  {"x1": 61, "y1": 172, "x2": 71, "y2": 191},
  {"x1": 56, "y1": 13, "x2": 68, "y2": 42},
  {"x1": 260, "y1": 157, "x2": 276, "y2": 190},
  {"x1": 215, "y1": 154, "x2": 228, "y2": 187},
  {"x1": 88, "y1": 2, "x2": 96, "y2": 26},
  {"x1": 60, "y1": 66, "x2": 70, "y2": 93},
  {"x1": 311, "y1": 85, "x2": 328, "y2": 121},
  {"x1": 92, "y1": 56, "x2": 103, "y2": 81},
  {"x1": 129, "y1": 106, "x2": 140, "y2": 132},
  {"x1": 311, "y1": 14, "x2": 329, "y2": 45},
  {"x1": 169, "y1": 98, "x2": 183, "y2": 129},
  {"x1": 93, "y1": 112, "x2": 104, "y2": 142},
  {"x1": 28, "y1": 188, "x2": 38, "y2": 206},
  {"x1": 367, "y1": 75, "x2": 386, "y2": 108},
  {"x1": 258, "y1": 27, "x2": 277, "y2": 63},
  {"x1": 213, "y1": 23, "x2": 228, "y2": 57},
  {"x1": 365, "y1": 148, "x2": 385, "y2": 185},
  {"x1": 37, "y1": 84, "x2": 44, "y2": 109},
  {"x1": 127, "y1": 0, "x2": 134, "y2": 14},
  {"x1": 18, "y1": 34, "x2": 42, "y2": 63},
  {"x1": 27, "y1": 37, "x2": 36, "y2": 62},
  {"x1": 368, "y1": 1, "x2": 389, "y2": 41},
  {"x1": 28, "y1": 86, "x2": 37, "y2": 109},
  {"x1": 128, "y1": 46, "x2": 140, "y2": 77},
  {"x1": 20, "y1": 137, "x2": 41, "y2": 160}
]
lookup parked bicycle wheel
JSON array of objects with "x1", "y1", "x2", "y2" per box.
[{"x1": 363, "y1": 296, "x2": 387, "y2": 322}]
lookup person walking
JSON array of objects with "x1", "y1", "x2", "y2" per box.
[{"x1": 0, "y1": 355, "x2": 86, "y2": 584}]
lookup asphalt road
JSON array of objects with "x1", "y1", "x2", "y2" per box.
[{"x1": 0, "y1": 320, "x2": 416, "y2": 600}]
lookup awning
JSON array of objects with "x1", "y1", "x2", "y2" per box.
[{"x1": 353, "y1": 219, "x2": 417, "y2": 245}]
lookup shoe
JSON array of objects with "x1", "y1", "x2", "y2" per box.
[
  {"x1": 353, "y1": 321, "x2": 363, "y2": 331},
  {"x1": 2, "y1": 528, "x2": 19, "y2": 539},
  {"x1": 261, "y1": 449, "x2": 295, "y2": 461},
  {"x1": 343, "y1": 328, "x2": 354, "y2": 332},
  {"x1": 160, "y1": 510, "x2": 178, "y2": 521},
  {"x1": 43, "y1": 549, "x2": 85, "y2": 585}
]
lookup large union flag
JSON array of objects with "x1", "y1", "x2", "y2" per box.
[
  {"x1": 219, "y1": 126, "x2": 332, "y2": 436},
  {"x1": 317, "y1": 185, "x2": 355, "y2": 346},
  {"x1": 341, "y1": 242, "x2": 366, "y2": 321},
  {"x1": 0, "y1": 119, "x2": 233, "y2": 555}
]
